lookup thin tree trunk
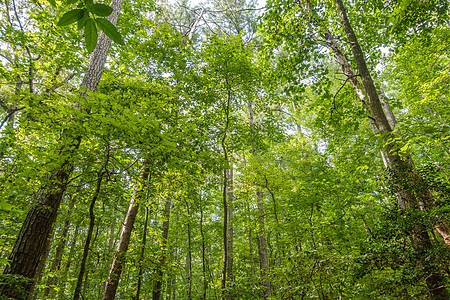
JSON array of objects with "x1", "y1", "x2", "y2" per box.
[
  {"x1": 249, "y1": 227, "x2": 255, "y2": 277},
  {"x1": 248, "y1": 100, "x2": 273, "y2": 292},
  {"x1": 333, "y1": 0, "x2": 449, "y2": 297},
  {"x1": 153, "y1": 198, "x2": 172, "y2": 300},
  {"x1": 0, "y1": 2, "x2": 123, "y2": 298},
  {"x1": 200, "y1": 203, "x2": 208, "y2": 300},
  {"x1": 185, "y1": 202, "x2": 193, "y2": 300},
  {"x1": 135, "y1": 206, "x2": 149, "y2": 300},
  {"x1": 58, "y1": 223, "x2": 80, "y2": 299},
  {"x1": 221, "y1": 81, "x2": 233, "y2": 300},
  {"x1": 109, "y1": 210, "x2": 115, "y2": 249},
  {"x1": 73, "y1": 170, "x2": 105, "y2": 300},
  {"x1": 102, "y1": 162, "x2": 150, "y2": 300},
  {"x1": 225, "y1": 168, "x2": 234, "y2": 300},
  {"x1": 43, "y1": 193, "x2": 77, "y2": 298},
  {"x1": 264, "y1": 175, "x2": 283, "y2": 266},
  {"x1": 257, "y1": 191, "x2": 271, "y2": 298}
]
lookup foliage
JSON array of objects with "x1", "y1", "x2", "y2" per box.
[{"x1": 0, "y1": 0, "x2": 449, "y2": 299}]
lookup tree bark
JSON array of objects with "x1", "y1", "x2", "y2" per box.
[
  {"x1": 333, "y1": 0, "x2": 449, "y2": 297},
  {"x1": 200, "y1": 202, "x2": 208, "y2": 300},
  {"x1": 256, "y1": 191, "x2": 271, "y2": 298},
  {"x1": 109, "y1": 210, "x2": 115, "y2": 249},
  {"x1": 73, "y1": 170, "x2": 105, "y2": 300},
  {"x1": 27, "y1": 226, "x2": 54, "y2": 300},
  {"x1": 58, "y1": 223, "x2": 80, "y2": 299},
  {"x1": 221, "y1": 81, "x2": 233, "y2": 300},
  {"x1": 135, "y1": 206, "x2": 149, "y2": 300},
  {"x1": 185, "y1": 202, "x2": 193, "y2": 300},
  {"x1": 0, "y1": 1, "x2": 123, "y2": 298},
  {"x1": 152, "y1": 198, "x2": 172, "y2": 300},
  {"x1": 102, "y1": 162, "x2": 150, "y2": 300},
  {"x1": 43, "y1": 193, "x2": 77, "y2": 298}
]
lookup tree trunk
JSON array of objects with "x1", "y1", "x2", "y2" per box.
[
  {"x1": 333, "y1": 0, "x2": 449, "y2": 297},
  {"x1": 102, "y1": 162, "x2": 150, "y2": 300},
  {"x1": 58, "y1": 222, "x2": 80, "y2": 299},
  {"x1": 200, "y1": 203, "x2": 208, "y2": 300},
  {"x1": 27, "y1": 227, "x2": 54, "y2": 300},
  {"x1": 0, "y1": 1, "x2": 123, "y2": 298},
  {"x1": 226, "y1": 169, "x2": 234, "y2": 300},
  {"x1": 185, "y1": 202, "x2": 193, "y2": 300},
  {"x1": 221, "y1": 83, "x2": 233, "y2": 300},
  {"x1": 73, "y1": 170, "x2": 105, "y2": 300},
  {"x1": 135, "y1": 206, "x2": 149, "y2": 300},
  {"x1": 109, "y1": 210, "x2": 115, "y2": 249},
  {"x1": 43, "y1": 193, "x2": 77, "y2": 298},
  {"x1": 257, "y1": 191, "x2": 271, "y2": 298},
  {"x1": 153, "y1": 198, "x2": 172, "y2": 300},
  {"x1": 248, "y1": 222, "x2": 255, "y2": 278}
]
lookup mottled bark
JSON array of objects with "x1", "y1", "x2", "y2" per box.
[{"x1": 102, "y1": 162, "x2": 149, "y2": 300}]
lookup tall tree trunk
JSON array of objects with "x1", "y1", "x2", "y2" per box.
[
  {"x1": 226, "y1": 169, "x2": 233, "y2": 300},
  {"x1": 43, "y1": 193, "x2": 77, "y2": 298},
  {"x1": 153, "y1": 198, "x2": 172, "y2": 300},
  {"x1": 264, "y1": 175, "x2": 283, "y2": 266},
  {"x1": 200, "y1": 203, "x2": 208, "y2": 300},
  {"x1": 248, "y1": 101, "x2": 272, "y2": 293},
  {"x1": 221, "y1": 81, "x2": 233, "y2": 300},
  {"x1": 332, "y1": 0, "x2": 449, "y2": 297},
  {"x1": 58, "y1": 222, "x2": 80, "y2": 299},
  {"x1": 102, "y1": 162, "x2": 150, "y2": 300},
  {"x1": 256, "y1": 191, "x2": 271, "y2": 298},
  {"x1": 185, "y1": 201, "x2": 193, "y2": 300},
  {"x1": 109, "y1": 210, "x2": 115, "y2": 249},
  {"x1": 73, "y1": 170, "x2": 105, "y2": 300},
  {"x1": 27, "y1": 227, "x2": 54, "y2": 300},
  {"x1": 135, "y1": 206, "x2": 149, "y2": 300},
  {"x1": 0, "y1": 1, "x2": 123, "y2": 298},
  {"x1": 249, "y1": 227, "x2": 255, "y2": 277}
]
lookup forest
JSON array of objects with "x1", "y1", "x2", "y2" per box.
[{"x1": 0, "y1": 0, "x2": 449, "y2": 299}]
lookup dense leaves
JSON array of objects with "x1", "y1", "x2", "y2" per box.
[{"x1": 0, "y1": 0, "x2": 449, "y2": 299}]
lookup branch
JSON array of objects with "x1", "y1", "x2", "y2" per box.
[
  {"x1": 330, "y1": 73, "x2": 359, "y2": 120},
  {"x1": 0, "y1": 106, "x2": 25, "y2": 128}
]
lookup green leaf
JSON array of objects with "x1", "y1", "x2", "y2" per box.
[
  {"x1": 96, "y1": 18, "x2": 123, "y2": 45},
  {"x1": 89, "y1": 3, "x2": 113, "y2": 17},
  {"x1": 85, "y1": 19, "x2": 98, "y2": 53},
  {"x1": 66, "y1": 0, "x2": 78, "y2": 4},
  {"x1": 77, "y1": 10, "x2": 89, "y2": 30},
  {"x1": 0, "y1": 257, "x2": 10, "y2": 266},
  {"x1": 57, "y1": 9, "x2": 84, "y2": 26},
  {"x1": 47, "y1": 0, "x2": 56, "y2": 6}
]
